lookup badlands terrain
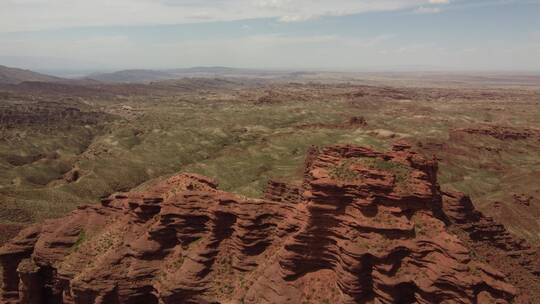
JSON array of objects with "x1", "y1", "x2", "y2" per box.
[{"x1": 1, "y1": 65, "x2": 540, "y2": 303}]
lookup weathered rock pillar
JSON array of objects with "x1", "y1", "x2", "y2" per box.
[
  {"x1": 1, "y1": 257, "x2": 22, "y2": 303},
  {"x1": 18, "y1": 258, "x2": 44, "y2": 304}
]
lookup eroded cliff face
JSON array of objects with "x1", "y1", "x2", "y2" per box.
[
  {"x1": 0, "y1": 144, "x2": 533, "y2": 304},
  {"x1": 442, "y1": 191, "x2": 540, "y2": 303}
]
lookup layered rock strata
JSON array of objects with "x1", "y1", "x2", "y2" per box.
[
  {"x1": 443, "y1": 191, "x2": 540, "y2": 304},
  {"x1": 0, "y1": 144, "x2": 522, "y2": 303}
]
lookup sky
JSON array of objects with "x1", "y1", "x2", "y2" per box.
[{"x1": 1, "y1": 0, "x2": 540, "y2": 73}]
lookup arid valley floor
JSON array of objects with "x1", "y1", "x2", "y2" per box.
[{"x1": 1, "y1": 67, "x2": 540, "y2": 303}]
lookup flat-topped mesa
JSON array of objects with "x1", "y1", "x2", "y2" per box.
[
  {"x1": 303, "y1": 144, "x2": 440, "y2": 209},
  {"x1": 0, "y1": 144, "x2": 518, "y2": 304}
]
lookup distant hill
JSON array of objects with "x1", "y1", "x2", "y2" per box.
[
  {"x1": 168, "y1": 66, "x2": 258, "y2": 75},
  {"x1": 0, "y1": 65, "x2": 61, "y2": 85},
  {"x1": 86, "y1": 67, "x2": 305, "y2": 83},
  {"x1": 86, "y1": 69, "x2": 177, "y2": 83}
]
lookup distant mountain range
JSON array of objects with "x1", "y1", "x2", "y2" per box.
[
  {"x1": 0, "y1": 65, "x2": 62, "y2": 85},
  {"x1": 0, "y1": 64, "x2": 287, "y2": 84},
  {"x1": 0, "y1": 64, "x2": 291, "y2": 85},
  {"x1": 86, "y1": 69, "x2": 176, "y2": 83},
  {"x1": 85, "y1": 66, "x2": 303, "y2": 83},
  {"x1": 2, "y1": 64, "x2": 539, "y2": 87}
]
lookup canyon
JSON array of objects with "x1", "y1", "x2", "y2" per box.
[{"x1": 1, "y1": 67, "x2": 540, "y2": 303}]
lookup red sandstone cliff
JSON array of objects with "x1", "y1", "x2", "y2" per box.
[{"x1": 1, "y1": 143, "x2": 535, "y2": 303}]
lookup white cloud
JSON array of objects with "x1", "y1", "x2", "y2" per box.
[
  {"x1": 278, "y1": 14, "x2": 317, "y2": 23},
  {"x1": 0, "y1": 32, "x2": 397, "y2": 69},
  {"x1": 1, "y1": 0, "x2": 448, "y2": 32},
  {"x1": 414, "y1": 6, "x2": 442, "y2": 14},
  {"x1": 414, "y1": 0, "x2": 449, "y2": 14},
  {"x1": 2, "y1": 31, "x2": 539, "y2": 71},
  {"x1": 245, "y1": 34, "x2": 340, "y2": 44}
]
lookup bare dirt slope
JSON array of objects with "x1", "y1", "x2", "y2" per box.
[{"x1": 0, "y1": 65, "x2": 61, "y2": 85}]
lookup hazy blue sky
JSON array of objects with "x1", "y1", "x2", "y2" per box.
[{"x1": 1, "y1": 0, "x2": 540, "y2": 72}]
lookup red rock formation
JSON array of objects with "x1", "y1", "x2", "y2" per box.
[
  {"x1": 442, "y1": 191, "x2": 531, "y2": 252},
  {"x1": 451, "y1": 125, "x2": 540, "y2": 141},
  {"x1": 512, "y1": 193, "x2": 533, "y2": 207},
  {"x1": 0, "y1": 145, "x2": 520, "y2": 303},
  {"x1": 296, "y1": 116, "x2": 368, "y2": 130},
  {"x1": 442, "y1": 191, "x2": 540, "y2": 303},
  {"x1": 0, "y1": 102, "x2": 111, "y2": 130},
  {"x1": 247, "y1": 144, "x2": 515, "y2": 303},
  {"x1": 263, "y1": 180, "x2": 302, "y2": 204},
  {"x1": 0, "y1": 226, "x2": 41, "y2": 304},
  {"x1": 255, "y1": 89, "x2": 309, "y2": 104},
  {"x1": 0, "y1": 224, "x2": 25, "y2": 246}
]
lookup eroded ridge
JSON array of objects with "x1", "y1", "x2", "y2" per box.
[
  {"x1": 0, "y1": 144, "x2": 522, "y2": 303},
  {"x1": 442, "y1": 191, "x2": 540, "y2": 303}
]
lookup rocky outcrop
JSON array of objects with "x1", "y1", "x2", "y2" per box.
[
  {"x1": 296, "y1": 116, "x2": 368, "y2": 130},
  {"x1": 0, "y1": 224, "x2": 25, "y2": 246},
  {"x1": 255, "y1": 89, "x2": 310, "y2": 104},
  {"x1": 0, "y1": 102, "x2": 111, "y2": 129},
  {"x1": 451, "y1": 125, "x2": 540, "y2": 141},
  {"x1": 442, "y1": 191, "x2": 540, "y2": 303},
  {"x1": 247, "y1": 144, "x2": 515, "y2": 303},
  {"x1": 263, "y1": 180, "x2": 302, "y2": 204},
  {"x1": 442, "y1": 191, "x2": 531, "y2": 252},
  {"x1": 0, "y1": 144, "x2": 520, "y2": 303},
  {"x1": 0, "y1": 226, "x2": 41, "y2": 304}
]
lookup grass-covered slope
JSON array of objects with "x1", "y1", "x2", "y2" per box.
[{"x1": 0, "y1": 81, "x2": 539, "y2": 247}]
